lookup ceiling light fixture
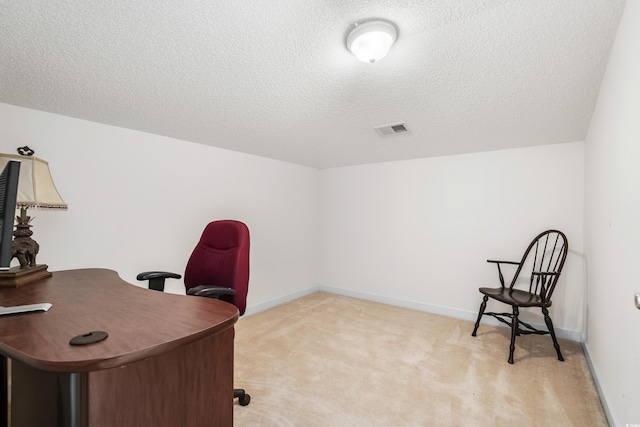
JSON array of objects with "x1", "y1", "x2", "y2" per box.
[{"x1": 346, "y1": 19, "x2": 398, "y2": 63}]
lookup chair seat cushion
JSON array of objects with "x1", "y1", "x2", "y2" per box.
[{"x1": 478, "y1": 287, "x2": 550, "y2": 307}]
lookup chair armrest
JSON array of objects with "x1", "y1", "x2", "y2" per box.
[
  {"x1": 136, "y1": 271, "x2": 182, "y2": 281},
  {"x1": 136, "y1": 271, "x2": 182, "y2": 292},
  {"x1": 487, "y1": 260, "x2": 519, "y2": 287},
  {"x1": 187, "y1": 285, "x2": 237, "y2": 299},
  {"x1": 487, "y1": 260, "x2": 520, "y2": 265}
]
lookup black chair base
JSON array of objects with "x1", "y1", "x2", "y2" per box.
[{"x1": 235, "y1": 388, "x2": 250, "y2": 406}]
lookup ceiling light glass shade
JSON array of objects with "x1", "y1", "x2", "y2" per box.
[{"x1": 347, "y1": 20, "x2": 397, "y2": 63}]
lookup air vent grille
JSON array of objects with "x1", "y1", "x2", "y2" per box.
[{"x1": 374, "y1": 123, "x2": 410, "y2": 137}]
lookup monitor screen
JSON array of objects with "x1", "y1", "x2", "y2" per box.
[{"x1": 0, "y1": 160, "x2": 20, "y2": 269}]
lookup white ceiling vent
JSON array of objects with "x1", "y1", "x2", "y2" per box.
[{"x1": 374, "y1": 123, "x2": 411, "y2": 137}]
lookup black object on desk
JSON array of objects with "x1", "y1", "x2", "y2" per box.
[{"x1": 69, "y1": 331, "x2": 109, "y2": 346}]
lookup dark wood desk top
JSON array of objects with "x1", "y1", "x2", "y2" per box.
[{"x1": 0, "y1": 268, "x2": 238, "y2": 373}]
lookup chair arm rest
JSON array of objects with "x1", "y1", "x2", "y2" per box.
[
  {"x1": 187, "y1": 285, "x2": 236, "y2": 298},
  {"x1": 487, "y1": 260, "x2": 520, "y2": 265},
  {"x1": 487, "y1": 260, "x2": 519, "y2": 287},
  {"x1": 136, "y1": 271, "x2": 182, "y2": 281},
  {"x1": 136, "y1": 271, "x2": 182, "y2": 292}
]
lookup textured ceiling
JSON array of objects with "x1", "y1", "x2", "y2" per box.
[{"x1": 0, "y1": 1, "x2": 625, "y2": 168}]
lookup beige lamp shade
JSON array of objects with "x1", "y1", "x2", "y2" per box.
[{"x1": 0, "y1": 153, "x2": 67, "y2": 210}]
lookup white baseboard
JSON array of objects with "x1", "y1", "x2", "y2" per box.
[
  {"x1": 315, "y1": 285, "x2": 582, "y2": 342},
  {"x1": 581, "y1": 342, "x2": 616, "y2": 427},
  {"x1": 245, "y1": 285, "x2": 581, "y2": 341},
  {"x1": 242, "y1": 285, "x2": 321, "y2": 317}
]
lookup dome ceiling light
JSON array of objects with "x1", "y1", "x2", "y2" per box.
[{"x1": 346, "y1": 19, "x2": 398, "y2": 63}]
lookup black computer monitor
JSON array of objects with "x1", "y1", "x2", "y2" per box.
[{"x1": 0, "y1": 160, "x2": 20, "y2": 270}]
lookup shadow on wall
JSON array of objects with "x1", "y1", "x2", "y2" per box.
[{"x1": 552, "y1": 248, "x2": 587, "y2": 338}]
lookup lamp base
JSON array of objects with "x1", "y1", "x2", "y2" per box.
[{"x1": 0, "y1": 265, "x2": 52, "y2": 288}]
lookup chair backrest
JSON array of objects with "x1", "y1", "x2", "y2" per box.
[
  {"x1": 510, "y1": 230, "x2": 568, "y2": 302},
  {"x1": 184, "y1": 220, "x2": 250, "y2": 315}
]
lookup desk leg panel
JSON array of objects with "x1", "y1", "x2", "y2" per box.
[
  {"x1": 88, "y1": 327, "x2": 234, "y2": 427},
  {"x1": 8, "y1": 328, "x2": 234, "y2": 427},
  {"x1": 8, "y1": 359, "x2": 59, "y2": 426}
]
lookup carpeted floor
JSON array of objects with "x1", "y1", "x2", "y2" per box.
[{"x1": 233, "y1": 292, "x2": 606, "y2": 426}]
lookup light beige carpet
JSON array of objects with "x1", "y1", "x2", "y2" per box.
[{"x1": 233, "y1": 292, "x2": 606, "y2": 426}]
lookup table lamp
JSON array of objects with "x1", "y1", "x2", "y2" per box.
[{"x1": 0, "y1": 146, "x2": 67, "y2": 287}]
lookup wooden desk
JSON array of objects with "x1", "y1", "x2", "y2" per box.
[{"x1": 0, "y1": 268, "x2": 238, "y2": 427}]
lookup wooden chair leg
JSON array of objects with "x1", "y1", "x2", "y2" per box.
[
  {"x1": 508, "y1": 306, "x2": 519, "y2": 364},
  {"x1": 472, "y1": 295, "x2": 488, "y2": 336},
  {"x1": 542, "y1": 305, "x2": 564, "y2": 361}
]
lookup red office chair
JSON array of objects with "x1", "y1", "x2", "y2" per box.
[{"x1": 137, "y1": 220, "x2": 251, "y2": 406}]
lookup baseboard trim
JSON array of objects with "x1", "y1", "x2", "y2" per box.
[
  {"x1": 581, "y1": 341, "x2": 616, "y2": 427},
  {"x1": 245, "y1": 285, "x2": 581, "y2": 341},
  {"x1": 316, "y1": 285, "x2": 582, "y2": 342},
  {"x1": 242, "y1": 285, "x2": 321, "y2": 317}
]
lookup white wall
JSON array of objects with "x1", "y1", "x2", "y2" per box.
[
  {"x1": 320, "y1": 142, "x2": 585, "y2": 337},
  {"x1": 0, "y1": 103, "x2": 320, "y2": 309},
  {"x1": 584, "y1": 1, "x2": 640, "y2": 426}
]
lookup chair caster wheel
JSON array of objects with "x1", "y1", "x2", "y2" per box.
[{"x1": 239, "y1": 394, "x2": 251, "y2": 406}]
